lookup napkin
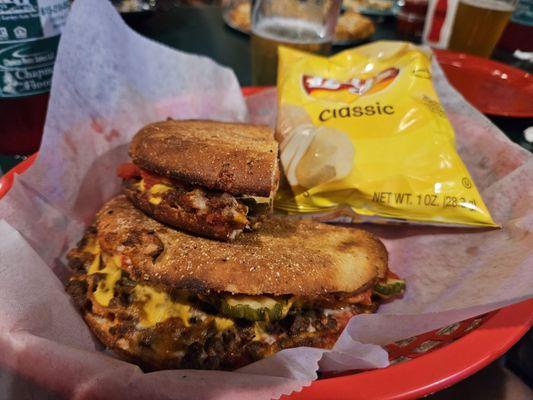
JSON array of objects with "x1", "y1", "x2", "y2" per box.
[{"x1": 0, "y1": 0, "x2": 532, "y2": 399}]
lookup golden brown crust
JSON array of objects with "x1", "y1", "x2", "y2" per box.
[
  {"x1": 96, "y1": 196, "x2": 387, "y2": 296},
  {"x1": 83, "y1": 313, "x2": 150, "y2": 367},
  {"x1": 129, "y1": 120, "x2": 279, "y2": 197}
]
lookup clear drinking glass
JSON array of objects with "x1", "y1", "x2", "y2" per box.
[
  {"x1": 251, "y1": 0, "x2": 342, "y2": 86},
  {"x1": 448, "y1": 0, "x2": 518, "y2": 57},
  {"x1": 111, "y1": 0, "x2": 157, "y2": 13}
]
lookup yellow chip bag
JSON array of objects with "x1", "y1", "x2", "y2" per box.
[{"x1": 275, "y1": 41, "x2": 496, "y2": 227}]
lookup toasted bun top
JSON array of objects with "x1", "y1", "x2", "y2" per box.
[
  {"x1": 129, "y1": 120, "x2": 279, "y2": 197},
  {"x1": 96, "y1": 196, "x2": 388, "y2": 296}
]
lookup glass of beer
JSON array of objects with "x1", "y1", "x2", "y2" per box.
[
  {"x1": 448, "y1": 0, "x2": 517, "y2": 57},
  {"x1": 251, "y1": 0, "x2": 342, "y2": 85}
]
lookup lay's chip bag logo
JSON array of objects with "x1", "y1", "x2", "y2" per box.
[
  {"x1": 275, "y1": 41, "x2": 497, "y2": 228},
  {"x1": 302, "y1": 67, "x2": 399, "y2": 103}
]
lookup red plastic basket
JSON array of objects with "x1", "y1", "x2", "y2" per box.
[{"x1": 1, "y1": 87, "x2": 531, "y2": 400}]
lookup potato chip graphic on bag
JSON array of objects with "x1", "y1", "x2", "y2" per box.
[
  {"x1": 276, "y1": 104, "x2": 313, "y2": 143},
  {"x1": 275, "y1": 42, "x2": 497, "y2": 228},
  {"x1": 281, "y1": 124, "x2": 354, "y2": 189}
]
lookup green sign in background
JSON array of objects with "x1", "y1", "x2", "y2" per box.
[{"x1": 0, "y1": 0, "x2": 69, "y2": 98}]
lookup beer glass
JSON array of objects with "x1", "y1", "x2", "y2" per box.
[
  {"x1": 251, "y1": 0, "x2": 342, "y2": 85},
  {"x1": 111, "y1": 0, "x2": 157, "y2": 12},
  {"x1": 448, "y1": 0, "x2": 517, "y2": 57}
]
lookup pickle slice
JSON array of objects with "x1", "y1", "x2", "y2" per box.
[
  {"x1": 220, "y1": 295, "x2": 290, "y2": 321},
  {"x1": 238, "y1": 197, "x2": 272, "y2": 218},
  {"x1": 373, "y1": 278, "x2": 406, "y2": 298}
]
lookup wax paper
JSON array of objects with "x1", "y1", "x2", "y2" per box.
[{"x1": 0, "y1": 0, "x2": 532, "y2": 398}]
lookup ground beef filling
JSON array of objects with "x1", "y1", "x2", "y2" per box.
[
  {"x1": 65, "y1": 231, "x2": 384, "y2": 371},
  {"x1": 66, "y1": 247, "x2": 376, "y2": 371},
  {"x1": 67, "y1": 271, "x2": 368, "y2": 370},
  {"x1": 125, "y1": 178, "x2": 267, "y2": 232}
]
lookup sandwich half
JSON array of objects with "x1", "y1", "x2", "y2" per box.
[
  {"x1": 117, "y1": 120, "x2": 279, "y2": 240},
  {"x1": 66, "y1": 195, "x2": 405, "y2": 371}
]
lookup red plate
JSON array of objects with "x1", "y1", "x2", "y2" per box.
[
  {"x1": 1, "y1": 156, "x2": 531, "y2": 399},
  {"x1": 1, "y1": 88, "x2": 532, "y2": 399},
  {"x1": 434, "y1": 49, "x2": 533, "y2": 118}
]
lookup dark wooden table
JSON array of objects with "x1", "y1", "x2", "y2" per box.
[
  {"x1": 122, "y1": 8, "x2": 410, "y2": 86},
  {"x1": 122, "y1": 6, "x2": 532, "y2": 151},
  {"x1": 0, "y1": 6, "x2": 530, "y2": 174}
]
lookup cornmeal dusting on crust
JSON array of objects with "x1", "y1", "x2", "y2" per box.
[
  {"x1": 65, "y1": 196, "x2": 404, "y2": 371},
  {"x1": 96, "y1": 195, "x2": 387, "y2": 296},
  {"x1": 129, "y1": 120, "x2": 279, "y2": 197}
]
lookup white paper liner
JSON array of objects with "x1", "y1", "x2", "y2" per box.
[{"x1": 0, "y1": 0, "x2": 531, "y2": 398}]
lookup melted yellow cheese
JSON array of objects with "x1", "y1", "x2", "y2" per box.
[
  {"x1": 253, "y1": 323, "x2": 264, "y2": 340},
  {"x1": 146, "y1": 183, "x2": 173, "y2": 206},
  {"x1": 81, "y1": 244, "x2": 243, "y2": 332},
  {"x1": 83, "y1": 245, "x2": 194, "y2": 328},
  {"x1": 226, "y1": 295, "x2": 279, "y2": 309},
  {"x1": 134, "y1": 285, "x2": 191, "y2": 329},
  {"x1": 214, "y1": 317, "x2": 234, "y2": 331},
  {"x1": 149, "y1": 197, "x2": 163, "y2": 205},
  {"x1": 84, "y1": 237, "x2": 101, "y2": 256},
  {"x1": 253, "y1": 322, "x2": 276, "y2": 344},
  {"x1": 136, "y1": 179, "x2": 146, "y2": 192},
  {"x1": 149, "y1": 183, "x2": 172, "y2": 195},
  {"x1": 87, "y1": 251, "x2": 100, "y2": 273},
  {"x1": 282, "y1": 297, "x2": 295, "y2": 318},
  {"x1": 88, "y1": 252, "x2": 122, "y2": 307}
]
